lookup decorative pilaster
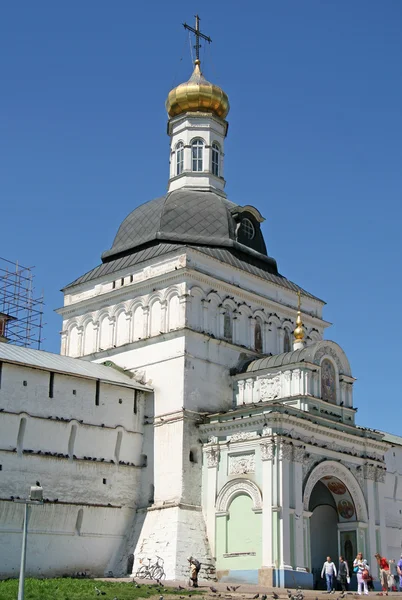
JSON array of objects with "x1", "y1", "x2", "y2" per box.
[
  {"x1": 76, "y1": 326, "x2": 84, "y2": 356},
  {"x1": 261, "y1": 437, "x2": 275, "y2": 569},
  {"x1": 277, "y1": 440, "x2": 293, "y2": 570},
  {"x1": 109, "y1": 317, "x2": 116, "y2": 348},
  {"x1": 60, "y1": 330, "x2": 68, "y2": 356},
  {"x1": 237, "y1": 380, "x2": 245, "y2": 406},
  {"x1": 93, "y1": 322, "x2": 100, "y2": 351},
  {"x1": 293, "y1": 447, "x2": 307, "y2": 572},
  {"x1": 179, "y1": 294, "x2": 188, "y2": 326},
  {"x1": 160, "y1": 300, "x2": 167, "y2": 333},
  {"x1": 364, "y1": 464, "x2": 377, "y2": 575},
  {"x1": 143, "y1": 306, "x2": 150, "y2": 338},
  {"x1": 244, "y1": 378, "x2": 254, "y2": 404},
  {"x1": 376, "y1": 466, "x2": 387, "y2": 556},
  {"x1": 205, "y1": 438, "x2": 220, "y2": 556}
]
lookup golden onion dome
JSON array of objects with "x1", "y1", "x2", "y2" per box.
[{"x1": 166, "y1": 59, "x2": 230, "y2": 119}]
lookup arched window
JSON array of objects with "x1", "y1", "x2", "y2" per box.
[
  {"x1": 283, "y1": 328, "x2": 291, "y2": 353},
  {"x1": 223, "y1": 311, "x2": 233, "y2": 343},
  {"x1": 192, "y1": 139, "x2": 204, "y2": 172},
  {"x1": 254, "y1": 318, "x2": 263, "y2": 353},
  {"x1": 176, "y1": 142, "x2": 184, "y2": 175},
  {"x1": 212, "y1": 142, "x2": 220, "y2": 176},
  {"x1": 321, "y1": 359, "x2": 336, "y2": 403}
]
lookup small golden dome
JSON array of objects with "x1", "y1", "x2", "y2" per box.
[
  {"x1": 294, "y1": 312, "x2": 305, "y2": 341},
  {"x1": 166, "y1": 60, "x2": 230, "y2": 119}
]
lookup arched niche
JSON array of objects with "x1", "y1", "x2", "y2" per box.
[{"x1": 216, "y1": 478, "x2": 262, "y2": 514}]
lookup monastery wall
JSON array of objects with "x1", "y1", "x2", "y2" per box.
[{"x1": 0, "y1": 360, "x2": 149, "y2": 578}]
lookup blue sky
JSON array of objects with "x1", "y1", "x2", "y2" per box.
[{"x1": 1, "y1": 1, "x2": 401, "y2": 434}]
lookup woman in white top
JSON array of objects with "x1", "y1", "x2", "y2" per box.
[{"x1": 353, "y1": 552, "x2": 370, "y2": 595}]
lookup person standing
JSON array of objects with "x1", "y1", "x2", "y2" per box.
[
  {"x1": 375, "y1": 553, "x2": 390, "y2": 595},
  {"x1": 353, "y1": 552, "x2": 369, "y2": 595},
  {"x1": 338, "y1": 556, "x2": 350, "y2": 592},
  {"x1": 397, "y1": 554, "x2": 402, "y2": 592},
  {"x1": 187, "y1": 556, "x2": 201, "y2": 588},
  {"x1": 321, "y1": 556, "x2": 337, "y2": 593}
]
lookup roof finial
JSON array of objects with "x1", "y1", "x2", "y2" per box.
[
  {"x1": 293, "y1": 290, "x2": 305, "y2": 350},
  {"x1": 183, "y1": 14, "x2": 212, "y2": 67}
]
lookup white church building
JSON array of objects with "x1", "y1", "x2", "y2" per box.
[{"x1": 0, "y1": 25, "x2": 401, "y2": 589}]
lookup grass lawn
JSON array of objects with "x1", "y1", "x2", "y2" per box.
[{"x1": 0, "y1": 578, "x2": 200, "y2": 600}]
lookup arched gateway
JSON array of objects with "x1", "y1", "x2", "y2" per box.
[{"x1": 304, "y1": 461, "x2": 368, "y2": 589}]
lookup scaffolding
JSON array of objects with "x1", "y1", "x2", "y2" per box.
[{"x1": 0, "y1": 257, "x2": 44, "y2": 349}]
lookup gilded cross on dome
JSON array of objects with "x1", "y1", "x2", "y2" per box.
[{"x1": 183, "y1": 15, "x2": 212, "y2": 64}]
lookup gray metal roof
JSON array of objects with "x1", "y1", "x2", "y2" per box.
[
  {"x1": 0, "y1": 344, "x2": 152, "y2": 391},
  {"x1": 64, "y1": 241, "x2": 321, "y2": 302},
  {"x1": 101, "y1": 189, "x2": 268, "y2": 261},
  {"x1": 382, "y1": 432, "x2": 402, "y2": 447},
  {"x1": 63, "y1": 243, "x2": 184, "y2": 289},
  {"x1": 244, "y1": 340, "x2": 351, "y2": 375},
  {"x1": 192, "y1": 246, "x2": 322, "y2": 301}
]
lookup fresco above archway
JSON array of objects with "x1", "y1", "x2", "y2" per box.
[{"x1": 320, "y1": 475, "x2": 356, "y2": 521}]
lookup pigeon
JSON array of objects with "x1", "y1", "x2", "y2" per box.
[
  {"x1": 227, "y1": 587, "x2": 231, "y2": 592},
  {"x1": 210, "y1": 587, "x2": 218, "y2": 593},
  {"x1": 113, "y1": 597, "x2": 118, "y2": 600},
  {"x1": 287, "y1": 591, "x2": 292, "y2": 599},
  {"x1": 262, "y1": 595, "x2": 267, "y2": 600},
  {"x1": 253, "y1": 595, "x2": 259, "y2": 599},
  {"x1": 94, "y1": 587, "x2": 106, "y2": 596},
  {"x1": 232, "y1": 587, "x2": 240, "y2": 592},
  {"x1": 159, "y1": 596, "x2": 164, "y2": 600},
  {"x1": 272, "y1": 594, "x2": 278, "y2": 600},
  {"x1": 179, "y1": 586, "x2": 185, "y2": 590}
]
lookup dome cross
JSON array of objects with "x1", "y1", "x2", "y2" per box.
[{"x1": 183, "y1": 15, "x2": 212, "y2": 63}]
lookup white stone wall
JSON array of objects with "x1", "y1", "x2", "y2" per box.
[
  {"x1": 0, "y1": 360, "x2": 149, "y2": 577},
  {"x1": 60, "y1": 247, "x2": 328, "y2": 361}
]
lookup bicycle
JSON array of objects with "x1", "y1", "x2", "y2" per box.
[
  {"x1": 151, "y1": 556, "x2": 165, "y2": 581},
  {"x1": 135, "y1": 556, "x2": 165, "y2": 581}
]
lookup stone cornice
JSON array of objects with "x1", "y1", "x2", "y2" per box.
[
  {"x1": 186, "y1": 260, "x2": 328, "y2": 326},
  {"x1": 58, "y1": 268, "x2": 187, "y2": 318},
  {"x1": 200, "y1": 409, "x2": 389, "y2": 456}
]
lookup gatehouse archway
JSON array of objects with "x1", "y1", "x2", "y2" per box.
[{"x1": 304, "y1": 461, "x2": 368, "y2": 589}]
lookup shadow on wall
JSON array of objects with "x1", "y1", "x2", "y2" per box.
[{"x1": 110, "y1": 391, "x2": 155, "y2": 576}]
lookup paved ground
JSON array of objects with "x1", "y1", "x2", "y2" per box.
[{"x1": 95, "y1": 577, "x2": 402, "y2": 598}]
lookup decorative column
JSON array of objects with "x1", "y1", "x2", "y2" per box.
[
  {"x1": 179, "y1": 294, "x2": 188, "y2": 327},
  {"x1": 205, "y1": 439, "x2": 220, "y2": 557},
  {"x1": 293, "y1": 446, "x2": 307, "y2": 572}
]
